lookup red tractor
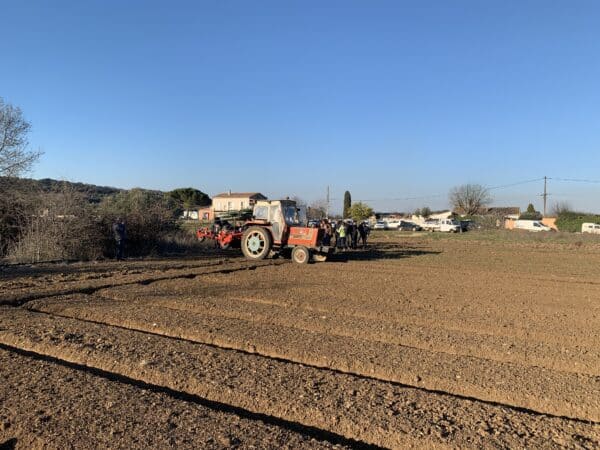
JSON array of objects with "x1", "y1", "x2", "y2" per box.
[{"x1": 240, "y1": 199, "x2": 332, "y2": 264}]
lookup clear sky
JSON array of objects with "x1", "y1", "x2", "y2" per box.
[{"x1": 2, "y1": 1, "x2": 600, "y2": 213}]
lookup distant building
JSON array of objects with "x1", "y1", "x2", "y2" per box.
[
  {"x1": 179, "y1": 192, "x2": 267, "y2": 222},
  {"x1": 212, "y1": 192, "x2": 267, "y2": 212},
  {"x1": 197, "y1": 206, "x2": 214, "y2": 222},
  {"x1": 180, "y1": 210, "x2": 199, "y2": 220}
]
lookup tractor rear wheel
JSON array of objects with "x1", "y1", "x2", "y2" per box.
[
  {"x1": 241, "y1": 226, "x2": 272, "y2": 260},
  {"x1": 292, "y1": 246, "x2": 310, "y2": 264}
]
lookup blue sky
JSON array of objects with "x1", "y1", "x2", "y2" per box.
[{"x1": 2, "y1": 1, "x2": 600, "y2": 213}]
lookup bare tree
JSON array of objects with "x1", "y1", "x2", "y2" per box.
[
  {"x1": 449, "y1": 184, "x2": 492, "y2": 216},
  {"x1": 550, "y1": 201, "x2": 572, "y2": 217},
  {"x1": 0, "y1": 97, "x2": 41, "y2": 176},
  {"x1": 290, "y1": 196, "x2": 306, "y2": 208},
  {"x1": 307, "y1": 199, "x2": 327, "y2": 220}
]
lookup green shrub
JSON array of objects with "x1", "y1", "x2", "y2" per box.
[{"x1": 555, "y1": 211, "x2": 600, "y2": 233}]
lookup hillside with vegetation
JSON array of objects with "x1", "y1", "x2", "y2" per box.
[{"x1": 0, "y1": 177, "x2": 210, "y2": 262}]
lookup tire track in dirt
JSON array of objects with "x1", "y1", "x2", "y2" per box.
[
  {"x1": 91, "y1": 289, "x2": 600, "y2": 376},
  {"x1": 176, "y1": 264, "x2": 599, "y2": 347},
  {"x1": 23, "y1": 297, "x2": 600, "y2": 422},
  {"x1": 341, "y1": 260, "x2": 600, "y2": 287},
  {"x1": 1, "y1": 308, "x2": 598, "y2": 449},
  {"x1": 0, "y1": 347, "x2": 351, "y2": 450},
  {"x1": 0, "y1": 259, "x2": 285, "y2": 306}
]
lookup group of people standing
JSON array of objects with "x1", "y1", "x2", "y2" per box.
[{"x1": 318, "y1": 219, "x2": 370, "y2": 250}]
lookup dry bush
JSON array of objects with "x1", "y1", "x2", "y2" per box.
[
  {"x1": 7, "y1": 183, "x2": 102, "y2": 263},
  {"x1": 0, "y1": 177, "x2": 42, "y2": 256},
  {"x1": 157, "y1": 228, "x2": 208, "y2": 255},
  {"x1": 3, "y1": 182, "x2": 208, "y2": 262},
  {"x1": 97, "y1": 189, "x2": 179, "y2": 257}
]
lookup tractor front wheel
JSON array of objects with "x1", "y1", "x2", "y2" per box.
[
  {"x1": 292, "y1": 246, "x2": 310, "y2": 264},
  {"x1": 241, "y1": 227, "x2": 272, "y2": 260}
]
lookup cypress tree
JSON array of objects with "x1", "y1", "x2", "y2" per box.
[{"x1": 343, "y1": 191, "x2": 352, "y2": 218}]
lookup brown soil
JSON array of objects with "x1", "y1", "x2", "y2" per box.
[
  {"x1": 0, "y1": 348, "x2": 343, "y2": 449},
  {"x1": 1, "y1": 233, "x2": 599, "y2": 449}
]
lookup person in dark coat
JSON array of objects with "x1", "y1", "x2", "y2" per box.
[
  {"x1": 358, "y1": 222, "x2": 367, "y2": 248},
  {"x1": 320, "y1": 220, "x2": 331, "y2": 247},
  {"x1": 112, "y1": 217, "x2": 127, "y2": 260},
  {"x1": 212, "y1": 218, "x2": 223, "y2": 248},
  {"x1": 350, "y1": 222, "x2": 359, "y2": 249}
]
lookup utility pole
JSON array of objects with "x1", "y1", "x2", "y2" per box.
[
  {"x1": 543, "y1": 176, "x2": 548, "y2": 217},
  {"x1": 326, "y1": 185, "x2": 330, "y2": 218}
]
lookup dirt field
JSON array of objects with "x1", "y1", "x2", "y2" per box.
[{"x1": 1, "y1": 231, "x2": 599, "y2": 449}]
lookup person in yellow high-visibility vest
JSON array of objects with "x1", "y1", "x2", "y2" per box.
[{"x1": 337, "y1": 221, "x2": 347, "y2": 250}]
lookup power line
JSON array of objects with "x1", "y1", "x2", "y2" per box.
[
  {"x1": 327, "y1": 176, "x2": 600, "y2": 206},
  {"x1": 487, "y1": 178, "x2": 545, "y2": 191},
  {"x1": 549, "y1": 177, "x2": 600, "y2": 184},
  {"x1": 335, "y1": 177, "x2": 546, "y2": 204}
]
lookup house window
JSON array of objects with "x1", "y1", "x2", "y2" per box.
[
  {"x1": 227, "y1": 201, "x2": 232, "y2": 210},
  {"x1": 240, "y1": 201, "x2": 245, "y2": 209}
]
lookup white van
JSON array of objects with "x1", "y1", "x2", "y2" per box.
[
  {"x1": 582, "y1": 223, "x2": 600, "y2": 234},
  {"x1": 422, "y1": 218, "x2": 461, "y2": 233},
  {"x1": 514, "y1": 220, "x2": 552, "y2": 232},
  {"x1": 385, "y1": 220, "x2": 401, "y2": 230}
]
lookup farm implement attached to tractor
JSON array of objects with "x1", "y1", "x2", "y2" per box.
[{"x1": 195, "y1": 227, "x2": 242, "y2": 250}]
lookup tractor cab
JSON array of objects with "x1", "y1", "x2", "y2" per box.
[
  {"x1": 250, "y1": 200, "x2": 306, "y2": 243},
  {"x1": 241, "y1": 199, "x2": 331, "y2": 263}
]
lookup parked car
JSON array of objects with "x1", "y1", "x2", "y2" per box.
[
  {"x1": 373, "y1": 221, "x2": 387, "y2": 230},
  {"x1": 398, "y1": 220, "x2": 422, "y2": 231},
  {"x1": 514, "y1": 220, "x2": 552, "y2": 232},
  {"x1": 385, "y1": 220, "x2": 401, "y2": 230},
  {"x1": 459, "y1": 220, "x2": 474, "y2": 232}
]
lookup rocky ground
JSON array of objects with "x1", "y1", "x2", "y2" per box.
[{"x1": 0, "y1": 232, "x2": 599, "y2": 449}]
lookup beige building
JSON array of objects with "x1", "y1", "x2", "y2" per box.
[{"x1": 212, "y1": 192, "x2": 267, "y2": 212}]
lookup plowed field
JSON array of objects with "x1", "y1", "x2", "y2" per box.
[{"x1": 1, "y1": 233, "x2": 599, "y2": 449}]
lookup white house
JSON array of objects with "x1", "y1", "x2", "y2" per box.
[{"x1": 212, "y1": 192, "x2": 267, "y2": 212}]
